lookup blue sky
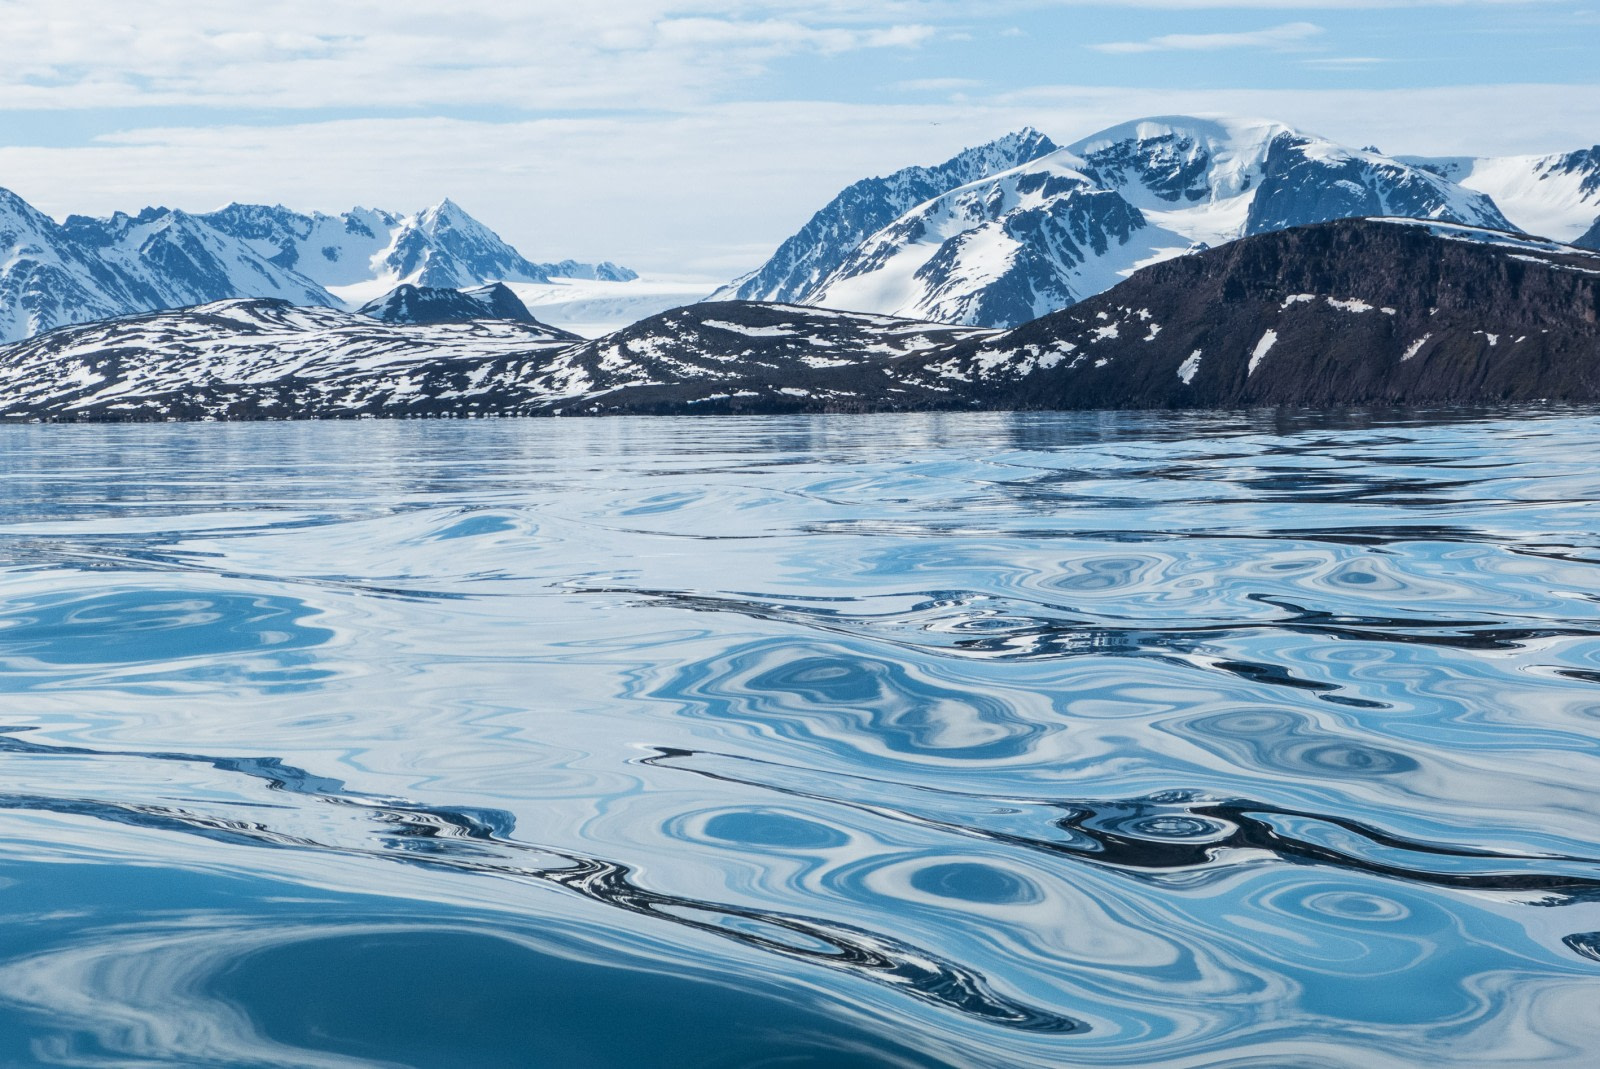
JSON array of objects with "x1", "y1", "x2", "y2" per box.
[{"x1": 0, "y1": 1, "x2": 1594, "y2": 275}]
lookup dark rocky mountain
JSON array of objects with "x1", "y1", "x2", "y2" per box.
[
  {"x1": 1576, "y1": 216, "x2": 1600, "y2": 251},
  {"x1": 356, "y1": 282, "x2": 554, "y2": 326},
  {"x1": 938, "y1": 219, "x2": 1600, "y2": 410},
  {"x1": 541, "y1": 303, "x2": 990, "y2": 415},
  {"x1": 714, "y1": 128, "x2": 1060, "y2": 304},
  {"x1": 2, "y1": 219, "x2": 1595, "y2": 421}
]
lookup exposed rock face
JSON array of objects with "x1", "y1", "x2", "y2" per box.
[
  {"x1": 1576, "y1": 216, "x2": 1600, "y2": 251},
  {"x1": 948, "y1": 219, "x2": 1600, "y2": 410},
  {"x1": 357, "y1": 283, "x2": 552, "y2": 326},
  {"x1": 542, "y1": 302, "x2": 990, "y2": 415}
]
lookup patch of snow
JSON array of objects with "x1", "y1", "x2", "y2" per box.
[
  {"x1": 1178, "y1": 350, "x2": 1202, "y2": 384},
  {"x1": 1401, "y1": 335, "x2": 1431, "y2": 362},
  {"x1": 699, "y1": 320, "x2": 798, "y2": 338},
  {"x1": 1327, "y1": 297, "x2": 1375, "y2": 313},
  {"x1": 1249, "y1": 330, "x2": 1278, "y2": 375}
]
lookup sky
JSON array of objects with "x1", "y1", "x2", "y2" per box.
[{"x1": 0, "y1": 0, "x2": 1595, "y2": 277}]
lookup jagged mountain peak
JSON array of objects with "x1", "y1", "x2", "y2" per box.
[
  {"x1": 744, "y1": 114, "x2": 1526, "y2": 328},
  {"x1": 0, "y1": 187, "x2": 634, "y2": 344},
  {"x1": 714, "y1": 127, "x2": 1061, "y2": 305}
]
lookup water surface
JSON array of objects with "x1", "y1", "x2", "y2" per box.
[{"x1": 1, "y1": 409, "x2": 1598, "y2": 1067}]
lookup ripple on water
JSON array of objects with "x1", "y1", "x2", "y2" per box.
[{"x1": 0, "y1": 412, "x2": 1599, "y2": 1066}]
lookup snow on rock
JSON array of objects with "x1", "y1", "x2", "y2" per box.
[
  {"x1": 1178, "y1": 350, "x2": 1202, "y2": 384},
  {"x1": 1249, "y1": 330, "x2": 1279, "y2": 374}
]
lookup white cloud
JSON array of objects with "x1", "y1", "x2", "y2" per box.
[
  {"x1": 1091, "y1": 21, "x2": 1324, "y2": 53},
  {"x1": 1, "y1": 83, "x2": 1594, "y2": 280},
  {"x1": 892, "y1": 77, "x2": 984, "y2": 91},
  {"x1": 1301, "y1": 56, "x2": 1388, "y2": 69},
  {"x1": 0, "y1": 1, "x2": 940, "y2": 111}
]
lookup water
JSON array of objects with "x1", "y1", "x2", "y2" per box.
[{"x1": 0, "y1": 410, "x2": 1598, "y2": 1068}]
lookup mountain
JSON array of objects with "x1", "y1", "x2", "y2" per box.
[
  {"x1": 2, "y1": 218, "x2": 1596, "y2": 421},
  {"x1": 1405, "y1": 146, "x2": 1600, "y2": 244},
  {"x1": 0, "y1": 189, "x2": 636, "y2": 343},
  {"x1": 712, "y1": 128, "x2": 1060, "y2": 304},
  {"x1": 544, "y1": 303, "x2": 990, "y2": 415},
  {"x1": 927, "y1": 218, "x2": 1600, "y2": 410},
  {"x1": 62, "y1": 207, "x2": 336, "y2": 311},
  {"x1": 200, "y1": 200, "x2": 634, "y2": 291},
  {"x1": 0, "y1": 299, "x2": 578, "y2": 421},
  {"x1": 0, "y1": 189, "x2": 149, "y2": 341},
  {"x1": 543, "y1": 260, "x2": 639, "y2": 283},
  {"x1": 356, "y1": 282, "x2": 555, "y2": 326},
  {"x1": 735, "y1": 116, "x2": 1517, "y2": 328},
  {"x1": 1577, "y1": 217, "x2": 1600, "y2": 251}
]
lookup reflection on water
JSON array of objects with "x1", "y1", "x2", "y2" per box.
[{"x1": 1, "y1": 409, "x2": 1599, "y2": 1067}]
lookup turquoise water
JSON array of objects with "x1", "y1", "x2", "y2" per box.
[{"x1": 0, "y1": 410, "x2": 1598, "y2": 1067}]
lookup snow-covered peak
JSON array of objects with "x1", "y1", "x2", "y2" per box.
[
  {"x1": 1403, "y1": 145, "x2": 1600, "y2": 243},
  {"x1": 738, "y1": 113, "x2": 1521, "y2": 328}
]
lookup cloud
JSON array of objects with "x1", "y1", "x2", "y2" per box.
[
  {"x1": 1301, "y1": 56, "x2": 1388, "y2": 69},
  {"x1": 892, "y1": 78, "x2": 984, "y2": 91},
  {"x1": 0, "y1": 2, "x2": 940, "y2": 111},
  {"x1": 1090, "y1": 21, "x2": 1324, "y2": 53},
  {"x1": 3, "y1": 83, "x2": 1595, "y2": 279}
]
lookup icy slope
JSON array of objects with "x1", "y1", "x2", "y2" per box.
[{"x1": 1406, "y1": 147, "x2": 1600, "y2": 243}]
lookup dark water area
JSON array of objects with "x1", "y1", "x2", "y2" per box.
[{"x1": 0, "y1": 408, "x2": 1597, "y2": 1067}]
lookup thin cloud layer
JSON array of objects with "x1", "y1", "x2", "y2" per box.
[{"x1": 1091, "y1": 21, "x2": 1324, "y2": 53}]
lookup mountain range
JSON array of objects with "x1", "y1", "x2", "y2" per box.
[
  {"x1": 1, "y1": 217, "x2": 1594, "y2": 421},
  {"x1": 0, "y1": 193, "x2": 634, "y2": 343},
  {"x1": 721, "y1": 116, "x2": 1600, "y2": 328}
]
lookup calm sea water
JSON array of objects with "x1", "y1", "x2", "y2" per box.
[{"x1": 0, "y1": 410, "x2": 1598, "y2": 1068}]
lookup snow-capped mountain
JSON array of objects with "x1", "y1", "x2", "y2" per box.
[
  {"x1": 1404, "y1": 146, "x2": 1600, "y2": 244},
  {"x1": 199, "y1": 200, "x2": 631, "y2": 293},
  {"x1": 0, "y1": 188, "x2": 636, "y2": 343},
  {"x1": 357, "y1": 282, "x2": 554, "y2": 326},
  {"x1": 63, "y1": 207, "x2": 335, "y2": 311},
  {"x1": 712, "y1": 128, "x2": 1060, "y2": 304},
  {"x1": 0, "y1": 189, "x2": 148, "y2": 341},
  {"x1": 811, "y1": 155, "x2": 1162, "y2": 327},
  {"x1": 739, "y1": 116, "x2": 1520, "y2": 328}
]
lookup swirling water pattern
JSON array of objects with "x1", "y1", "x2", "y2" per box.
[{"x1": 0, "y1": 410, "x2": 1599, "y2": 1067}]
